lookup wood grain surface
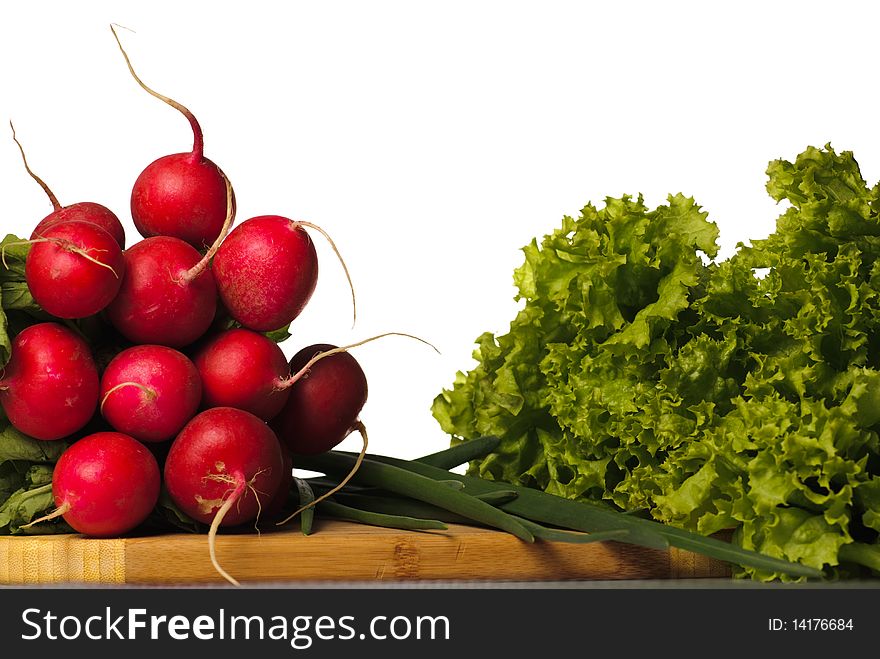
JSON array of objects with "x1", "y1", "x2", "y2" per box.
[{"x1": 0, "y1": 520, "x2": 731, "y2": 585}]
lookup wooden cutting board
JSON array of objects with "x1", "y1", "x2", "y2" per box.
[{"x1": 0, "y1": 520, "x2": 731, "y2": 585}]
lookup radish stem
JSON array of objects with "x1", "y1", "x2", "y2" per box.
[
  {"x1": 110, "y1": 24, "x2": 205, "y2": 161},
  {"x1": 181, "y1": 173, "x2": 235, "y2": 284},
  {"x1": 9, "y1": 121, "x2": 61, "y2": 210}
]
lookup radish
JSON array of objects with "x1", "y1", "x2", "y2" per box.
[
  {"x1": 212, "y1": 215, "x2": 355, "y2": 332},
  {"x1": 23, "y1": 220, "x2": 125, "y2": 319},
  {"x1": 163, "y1": 407, "x2": 284, "y2": 585},
  {"x1": 10, "y1": 123, "x2": 126, "y2": 248},
  {"x1": 26, "y1": 431, "x2": 160, "y2": 537},
  {"x1": 273, "y1": 343, "x2": 369, "y2": 456},
  {"x1": 192, "y1": 328, "x2": 292, "y2": 420},
  {"x1": 105, "y1": 175, "x2": 234, "y2": 348},
  {"x1": 271, "y1": 333, "x2": 437, "y2": 526},
  {"x1": 0, "y1": 323, "x2": 99, "y2": 441},
  {"x1": 271, "y1": 342, "x2": 368, "y2": 527},
  {"x1": 100, "y1": 344, "x2": 202, "y2": 443},
  {"x1": 111, "y1": 26, "x2": 232, "y2": 249}
]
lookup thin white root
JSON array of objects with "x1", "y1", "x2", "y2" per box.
[
  {"x1": 278, "y1": 332, "x2": 440, "y2": 391},
  {"x1": 276, "y1": 420, "x2": 369, "y2": 527},
  {"x1": 182, "y1": 173, "x2": 236, "y2": 283},
  {"x1": 64, "y1": 243, "x2": 120, "y2": 278},
  {"x1": 296, "y1": 220, "x2": 357, "y2": 328},
  {"x1": 20, "y1": 501, "x2": 70, "y2": 529},
  {"x1": 0, "y1": 237, "x2": 119, "y2": 278},
  {"x1": 109, "y1": 24, "x2": 205, "y2": 157},
  {"x1": 99, "y1": 382, "x2": 156, "y2": 415},
  {"x1": 208, "y1": 475, "x2": 246, "y2": 588}
]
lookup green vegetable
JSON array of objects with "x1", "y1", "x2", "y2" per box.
[
  {"x1": 294, "y1": 477, "x2": 316, "y2": 536},
  {"x1": 0, "y1": 423, "x2": 68, "y2": 465},
  {"x1": 0, "y1": 483, "x2": 67, "y2": 535},
  {"x1": 0, "y1": 421, "x2": 70, "y2": 534},
  {"x1": 432, "y1": 145, "x2": 880, "y2": 580},
  {"x1": 296, "y1": 452, "x2": 536, "y2": 542},
  {"x1": 0, "y1": 234, "x2": 46, "y2": 367},
  {"x1": 317, "y1": 500, "x2": 448, "y2": 531},
  {"x1": 416, "y1": 435, "x2": 501, "y2": 469},
  {"x1": 350, "y1": 450, "x2": 821, "y2": 577},
  {"x1": 511, "y1": 517, "x2": 629, "y2": 544}
]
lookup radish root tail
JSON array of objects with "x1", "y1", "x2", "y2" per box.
[
  {"x1": 20, "y1": 501, "x2": 71, "y2": 530},
  {"x1": 207, "y1": 472, "x2": 246, "y2": 587},
  {"x1": 9, "y1": 121, "x2": 61, "y2": 210},
  {"x1": 277, "y1": 332, "x2": 440, "y2": 391},
  {"x1": 99, "y1": 382, "x2": 156, "y2": 414},
  {"x1": 63, "y1": 243, "x2": 121, "y2": 278},
  {"x1": 109, "y1": 24, "x2": 205, "y2": 159},
  {"x1": 296, "y1": 221, "x2": 356, "y2": 328},
  {"x1": 276, "y1": 421, "x2": 369, "y2": 526},
  {"x1": 182, "y1": 172, "x2": 236, "y2": 283},
  {"x1": 1, "y1": 237, "x2": 119, "y2": 278}
]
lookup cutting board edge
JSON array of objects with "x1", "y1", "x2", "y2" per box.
[{"x1": 1, "y1": 521, "x2": 733, "y2": 585}]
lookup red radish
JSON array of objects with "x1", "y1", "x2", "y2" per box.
[
  {"x1": 31, "y1": 203, "x2": 126, "y2": 250},
  {"x1": 106, "y1": 237, "x2": 216, "y2": 347},
  {"x1": 271, "y1": 342, "x2": 369, "y2": 527},
  {"x1": 192, "y1": 328, "x2": 291, "y2": 420},
  {"x1": 26, "y1": 431, "x2": 160, "y2": 537},
  {"x1": 0, "y1": 323, "x2": 99, "y2": 441},
  {"x1": 111, "y1": 26, "x2": 232, "y2": 249},
  {"x1": 212, "y1": 215, "x2": 355, "y2": 332},
  {"x1": 164, "y1": 407, "x2": 284, "y2": 585},
  {"x1": 271, "y1": 333, "x2": 438, "y2": 526},
  {"x1": 10, "y1": 122, "x2": 126, "y2": 248},
  {"x1": 24, "y1": 221, "x2": 125, "y2": 319},
  {"x1": 105, "y1": 175, "x2": 235, "y2": 348},
  {"x1": 100, "y1": 344, "x2": 202, "y2": 443},
  {"x1": 272, "y1": 343, "x2": 368, "y2": 456}
]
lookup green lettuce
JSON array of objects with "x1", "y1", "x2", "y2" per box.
[{"x1": 433, "y1": 145, "x2": 880, "y2": 580}]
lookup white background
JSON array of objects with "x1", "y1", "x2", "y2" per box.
[{"x1": 0, "y1": 1, "x2": 878, "y2": 460}]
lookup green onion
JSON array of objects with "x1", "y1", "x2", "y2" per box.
[
  {"x1": 331, "y1": 492, "x2": 476, "y2": 526},
  {"x1": 513, "y1": 517, "x2": 631, "y2": 544},
  {"x1": 317, "y1": 500, "x2": 447, "y2": 531},
  {"x1": 415, "y1": 436, "x2": 501, "y2": 470},
  {"x1": 293, "y1": 478, "x2": 315, "y2": 536},
  {"x1": 340, "y1": 451, "x2": 824, "y2": 579},
  {"x1": 474, "y1": 490, "x2": 518, "y2": 506},
  {"x1": 295, "y1": 452, "x2": 535, "y2": 543}
]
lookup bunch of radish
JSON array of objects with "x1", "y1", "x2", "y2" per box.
[{"x1": 1, "y1": 26, "x2": 408, "y2": 586}]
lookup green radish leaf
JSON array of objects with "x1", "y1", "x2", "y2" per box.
[
  {"x1": 147, "y1": 489, "x2": 203, "y2": 534},
  {"x1": 0, "y1": 462, "x2": 27, "y2": 505},
  {"x1": 0, "y1": 423, "x2": 68, "y2": 465},
  {"x1": 0, "y1": 483, "x2": 56, "y2": 534},
  {"x1": 0, "y1": 234, "x2": 31, "y2": 280},
  {"x1": 264, "y1": 323, "x2": 292, "y2": 344},
  {"x1": 1, "y1": 282, "x2": 38, "y2": 312}
]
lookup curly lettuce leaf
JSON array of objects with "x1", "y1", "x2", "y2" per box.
[{"x1": 433, "y1": 145, "x2": 880, "y2": 580}]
